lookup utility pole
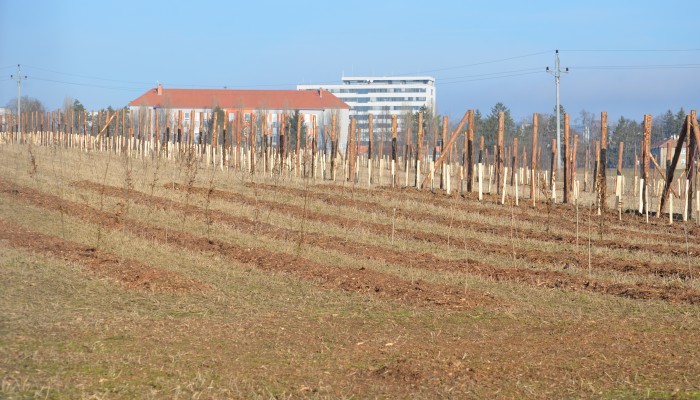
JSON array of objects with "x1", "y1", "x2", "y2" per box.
[
  {"x1": 11, "y1": 64, "x2": 27, "y2": 140},
  {"x1": 546, "y1": 50, "x2": 568, "y2": 169}
]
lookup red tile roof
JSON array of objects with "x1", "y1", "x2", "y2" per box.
[
  {"x1": 129, "y1": 87, "x2": 349, "y2": 110},
  {"x1": 652, "y1": 137, "x2": 686, "y2": 149}
]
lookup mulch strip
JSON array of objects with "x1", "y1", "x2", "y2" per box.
[
  {"x1": 73, "y1": 180, "x2": 700, "y2": 304},
  {"x1": 0, "y1": 218, "x2": 208, "y2": 292},
  {"x1": 1, "y1": 179, "x2": 497, "y2": 310}
]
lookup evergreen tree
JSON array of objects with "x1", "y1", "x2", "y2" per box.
[
  {"x1": 288, "y1": 110, "x2": 308, "y2": 149},
  {"x1": 482, "y1": 103, "x2": 515, "y2": 148}
]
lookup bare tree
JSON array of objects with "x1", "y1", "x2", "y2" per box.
[{"x1": 5, "y1": 96, "x2": 46, "y2": 115}]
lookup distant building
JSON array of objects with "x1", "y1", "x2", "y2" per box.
[
  {"x1": 651, "y1": 136, "x2": 687, "y2": 167},
  {"x1": 297, "y1": 76, "x2": 436, "y2": 143},
  {"x1": 0, "y1": 108, "x2": 11, "y2": 130},
  {"x1": 129, "y1": 85, "x2": 350, "y2": 147}
]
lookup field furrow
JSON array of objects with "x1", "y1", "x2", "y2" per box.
[
  {"x1": 66, "y1": 179, "x2": 700, "y2": 303},
  {"x1": 0, "y1": 179, "x2": 495, "y2": 310}
]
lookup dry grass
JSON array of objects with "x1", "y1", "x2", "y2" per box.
[{"x1": 1, "y1": 143, "x2": 700, "y2": 399}]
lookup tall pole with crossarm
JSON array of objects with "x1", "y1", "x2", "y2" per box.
[
  {"x1": 547, "y1": 50, "x2": 568, "y2": 170},
  {"x1": 11, "y1": 64, "x2": 27, "y2": 141}
]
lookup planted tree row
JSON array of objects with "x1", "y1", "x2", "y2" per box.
[{"x1": 2, "y1": 108, "x2": 699, "y2": 222}]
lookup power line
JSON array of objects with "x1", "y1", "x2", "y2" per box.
[
  {"x1": 437, "y1": 71, "x2": 542, "y2": 85},
  {"x1": 24, "y1": 64, "x2": 153, "y2": 86},
  {"x1": 570, "y1": 63, "x2": 700, "y2": 70},
  {"x1": 10, "y1": 50, "x2": 556, "y2": 91},
  {"x1": 439, "y1": 67, "x2": 542, "y2": 82},
  {"x1": 562, "y1": 48, "x2": 700, "y2": 52},
  {"x1": 388, "y1": 50, "x2": 554, "y2": 77},
  {"x1": 30, "y1": 76, "x2": 146, "y2": 91}
]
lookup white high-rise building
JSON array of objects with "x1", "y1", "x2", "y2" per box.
[{"x1": 298, "y1": 76, "x2": 436, "y2": 144}]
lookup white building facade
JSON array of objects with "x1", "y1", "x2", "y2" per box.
[
  {"x1": 298, "y1": 76, "x2": 436, "y2": 143},
  {"x1": 129, "y1": 85, "x2": 350, "y2": 149}
]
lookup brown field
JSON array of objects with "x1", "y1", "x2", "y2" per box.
[{"x1": 1, "y1": 143, "x2": 700, "y2": 399}]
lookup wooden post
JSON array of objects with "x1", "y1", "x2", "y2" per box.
[
  {"x1": 617, "y1": 141, "x2": 625, "y2": 219},
  {"x1": 234, "y1": 111, "x2": 241, "y2": 170},
  {"x1": 404, "y1": 113, "x2": 411, "y2": 187},
  {"x1": 641, "y1": 114, "x2": 651, "y2": 214},
  {"x1": 311, "y1": 115, "x2": 317, "y2": 179},
  {"x1": 114, "y1": 110, "x2": 120, "y2": 153},
  {"x1": 439, "y1": 116, "x2": 447, "y2": 189},
  {"x1": 329, "y1": 113, "x2": 336, "y2": 180},
  {"x1": 177, "y1": 110, "x2": 183, "y2": 159},
  {"x1": 686, "y1": 110, "x2": 698, "y2": 218},
  {"x1": 466, "y1": 110, "x2": 474, "y2": 193},
  {"x1": 415, "y1": 112, "x2": 424, "y2": 188},
  {"x1": 391, "y1": 115, "x2": 398, "y2": 188},
  {"x1": 617, "y1": 141, "x2": 624, "y2": 176},
  {"x1": 571, "y1": 133, "x2": 578, "y2": 195},
  {"x1": 222, "y1": 111, "x2": 229, "y2": 168},
  {"x1": 296, "y1": 112, "x2": 302, "y2": 177},
  {"x1": 354, "y1": 120, "x2": 360, "y2": 182},
  {"x1": 584, "y1": 141, "x2": 590, "y2": 192},
  {"x1": 531, "y1": 113, "x2": 538, "y2": 206},
  {"x1": 347, "y1": 118, "x2": 356, "y2": 182},
  {"x1": 563, "y1": 113, "x2": 570, "y2": 203},
  {"x1": 250, "y1": 113, "x2": 257, "y2": 174},
  {"x1": 550, "y1": 138, "x2": 557, "y2": 203},
  {"x1": 420, "y1": 111, "x2": 469, "y2": 190},
  {"x1": 368, "y1": 113, "x2": 374, "y2": 186},
  {"x1": 479, "y1": 135, "x2": 484, "y2": 200},
  {"x1": 82, "y1": 110, "x2": 87, "y2": 151},
  {"x1": 692, "y1": 111, "x2": 700, "y2": 223},
  {"x1": 511, "y1": 137, "x2": 518, "y2": 186},
  {"x1": 128, "y1": 109, "x2": 135, "y2": 155},
  {"x1": 514, "y1": 143, "x2": 521, "y2": 205},
  {"x1": 211, "y1": 111, "x2": 218, "y2": 166},
  {"x1": 263, "y1": 113, "x2": 270, "y2": 173},
  {"x1": 96, "y1": 110, "x2": 102, "y2": 150},
  {"x1": 597, "y1": 112, "x2": 608, "y2": 213},
  {"x1": 279, "y1": 113, "x2": 286, "y2": 173},
  {"x1": 496, "y1": 112, "x2": 504, "y2": 195}
]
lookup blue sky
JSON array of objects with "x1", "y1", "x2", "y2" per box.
[{"x1": 1, "y1": 0, "x2": 698, "y2": 123}]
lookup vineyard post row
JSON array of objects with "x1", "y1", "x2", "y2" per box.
[{"x1": 1, "y1": 108, "x2": 699, "y2": 223}]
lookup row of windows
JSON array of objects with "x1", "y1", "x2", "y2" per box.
[
  {"x1": 352, "y1": 105, "x2": 422, "y2": 112},
  {"x1": 347, "y1": 97, "x2": 427, "y2": 103},
  {"x1": 330, "y1": 88, "x2": 427, "y2": 94},
  {"x1": 372, "y1": 97, "x2": 427, "y2": 102},
  {"x1": 343, "y1": 80, "x2": 433, "y2": 85},
  {"x1": 182, "y1": 112, "x2": 251, "y2": 122},
  {"x1": 352, "y1": 114, "x2": 416, "y2": 121}
]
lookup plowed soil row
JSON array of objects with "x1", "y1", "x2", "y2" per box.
[
  {"x1": 318, "y1": 183, "x2": 700, "y2": 248},
  {"x1": 168, "y1": 182, "x2": 697, "y2": 281},
  {"x1": 276, "y1": 182, "x2": 700, "y2": 253},
  {"x1": 73, "y1": 180, "x2": 700, "y2": 303},
  {"x1": 0, "y1": 218, "x2": 207, "y2": 292},
  {"x1": 0, "y1": 180, "x2": 494, "y2": 310}
]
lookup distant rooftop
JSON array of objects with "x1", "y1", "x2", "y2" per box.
[
  {"x1": 129, "y1": 85, "x2": 349, "y2": 110},
  {"x1": 340, "y1": 76, "x2": 435, "y2": 85}
]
